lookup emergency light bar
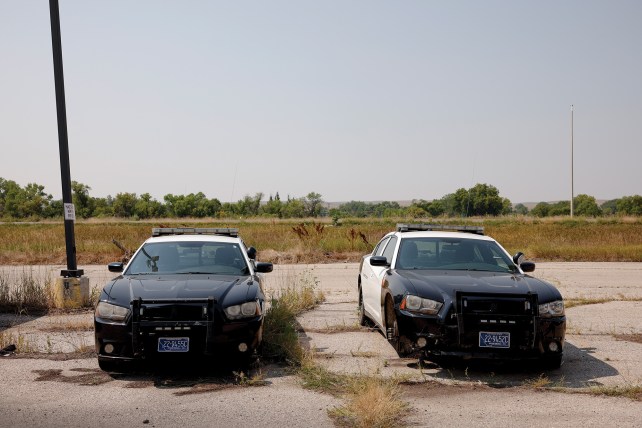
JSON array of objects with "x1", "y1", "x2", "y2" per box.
[
  {"x1": 396, "y1": 224, "x2": 485, "y2": 235},
  {"x1": 152, "y1": 228, "x2": 239, "y2": 237}
]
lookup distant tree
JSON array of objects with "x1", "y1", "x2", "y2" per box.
[
  {"x1": 548, "y1": 201, "x2": 570, "y2": 216},
  {"x1": 71, "y1": 181, "x2": 93, "y2": 218},
  {"x1": 600, "y1": 199, "x2": 619, "y2": 216},
  {"x1": 164, "y1": 192, "x2": 220, "y2": 217},
  {"x1": 0, "y1": 179, "x2": 52, "y2": 218},
  {"x1": 439, "y1": 193, "x2": 459, "y2": 217},
  {"x1": 22, "y1": 183, "x2": 52, "y2": 218},
  {"x1": 44, "y1": 199, "x2": 63, "y2": 218},
  {"x1": 262, "y1": 194, "x2": 283, "y2": 217},
  {"x1": 235, "y1": 193, "x2": 263, "y2": 216},
  {"x1": 113, "y1": 193, "x2": 138, "y2": 217},
  {"x1": 281, "y1": 198, "x2": 306, "y2": 218},
  {"x1": 374, "y1": 201, "x2": 403, "y2": 217},
  {"x1": 411, "y1": 199, "x2": 445, "y2": 217},
  {"x1": 444, "y1": 184, "x2": 510, "y2": 216},
  {"x1": 513, "y1": 203, "x2": 529, "y2": 215},
  {"x1": 336, "y1": 201, "x2": 371, "y2": 218},
  {"x1": 573, "y1": 194, "x2": 602, "y2": 217},
  {"x1": 0, "y1": 178, "x2": 22, "y2": 217},
  {"x1": 303, "y1": 192, "x2": 324, "y2": 217},
  {"x1": 616, "y1": 195, "x2": 642, "y2": 216},
  {"x1": 530, "y1": 202, "x2": 550, "y2": 217},
  {"x1": 405, "y1": 206, "x2": 426, "y2": 219},
  {"x1": 92, "y1": 196, "x2": 114, "y2": 217},
  {"x1": 134, "y1": 193, "x2": 166, "y2": 218}
]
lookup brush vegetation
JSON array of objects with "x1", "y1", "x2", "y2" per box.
[
  {"x1": 261, "y1": 269, "x2": 325, "y2": 364},
  {"x1": 300, "y1": 356, "x2": 408, "y2": 427},
  {"x1": 1, "y1": 217, "x2": 641, "y2": 265}
]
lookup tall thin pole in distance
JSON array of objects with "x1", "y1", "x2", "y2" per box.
[{"x1": 570, "y1": 105, "x2": 574, "y2": 218}]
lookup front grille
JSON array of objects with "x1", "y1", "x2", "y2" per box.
[
  {"x1": 130, "y1": 297, "x2": 216, "y2": 356},
  {"x1": 463, "y1": 298, "x2": 531, "y2": 315},
  {"x1": 142, "y1": 304, "x2": 205, "y2": 321},
  {"x1": 456, "y1": 291, "x2": 537, "y2": 351}
]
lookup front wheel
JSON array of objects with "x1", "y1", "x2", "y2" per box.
[
  {"x1": 385, "y1": 299, "x2": 413, "y2": 356},
  {"x1": 385, "y1": 300, "x2": 401, "y2": 353},
  {"x1": 358, "y1": 288, "x2": 368, "y2": 326}
]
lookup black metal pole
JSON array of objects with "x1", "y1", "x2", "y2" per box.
[{"x1": 49, "y1": 0, "x2": 82, "y2": 278}]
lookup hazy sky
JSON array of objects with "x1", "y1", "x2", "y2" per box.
[{"x1": 1, "y1": 1, "x2": 640, "y2": 204}]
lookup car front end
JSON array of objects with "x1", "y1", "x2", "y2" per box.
[
  {"x1": 393, "y1": 288, "x2": 566, "y2": 364},
  {"x1": 94, "y1": 228, "x2": 273, "y2": 371}
]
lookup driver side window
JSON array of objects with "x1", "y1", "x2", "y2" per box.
[
  {"x1": 374, "y1": 237, "x2": 390, "y2": 256},
  {"x1": 381, "y1": 236, "x2": 398, "y2": 264}
]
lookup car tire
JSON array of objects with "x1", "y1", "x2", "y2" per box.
[
  {"x1": 358, "y1": 287, "x2": 369, "y2": 327},
  {"x1": 385, "y1": 299, "x2": 402, "y2": 354},
  {"x1": 385, "y1": 299, "x2": 414, "y2": 356}
]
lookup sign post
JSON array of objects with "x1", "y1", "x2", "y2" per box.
[{"x1": 49, "y1": 0, "x2": 83, "y2": 279}]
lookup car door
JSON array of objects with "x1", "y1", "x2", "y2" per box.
[{"x1": 362, "y1": 236, "x2": 398, "y2": 329}]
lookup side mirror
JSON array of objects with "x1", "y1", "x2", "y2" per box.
[
  {"x1": 247, "y1": 246, "x2": 257, "y2": 260},
  {"x1": 255, "y1": 262, "x2": 273, "y2": 273},
  {"x1": 512, "y1": 252, "x2": 525, "y2": 265},
  {"x1": 369, "y1": 256, "x2": 390, "y2": 267},
  {"x1": 108, "y1": 262, "x2": 124, "y2": 273},
  {"x1": 520, "y1": 261, "x2": 536, "y2": 273}
]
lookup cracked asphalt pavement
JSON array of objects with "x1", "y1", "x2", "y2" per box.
[{"x1": 1, "y1": 262, "x2": 641, "y2": 427}]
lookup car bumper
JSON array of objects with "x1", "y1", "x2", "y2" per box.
[
  {"x1": 95, "y1": 317, "x2": 263, "y2": 362},
  {"x1": 396, "y1": 309, "x2": 566, "y2": 360}
]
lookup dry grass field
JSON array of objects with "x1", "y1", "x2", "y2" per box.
[{"x1": 0, "y1": 216, "x2": 641, "y2": 265}]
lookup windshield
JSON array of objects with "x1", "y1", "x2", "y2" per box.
[
  {"x1": 125, "y1": 241, "x2": 249, "y2": 275},
  {"x1": 395, "y1": 237, "x2": 518, "y2": 273}
]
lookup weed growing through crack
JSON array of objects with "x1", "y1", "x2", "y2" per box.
[
  {"x1": 329, "y1": 374, "x2": 408, "y2": 428},
  {"x1": 0, "y1": 268, "x2": 54, "y2": 313},
  {"x1": 587, "y1": 384, "x2": 642, "y2": 401},
  {"x1": 298, "y1": 353, "x2": 409, "y2": 428},
  {"x1": 262, "y1": 269, "x2": 324, "y2": 365},
  {"x1": 523, "y1": 373, "x2": 551, "y2": 388},
  {"x1": 233, "y1": 370, "x2": 269, "y2": 387},
  {"x1": 0, "y1": 331, "x2": 35, "y2": 353}
]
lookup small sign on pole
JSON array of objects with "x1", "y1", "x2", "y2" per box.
[{"x1": 64, "y1": 203, "x2": 76, "y2": 221}]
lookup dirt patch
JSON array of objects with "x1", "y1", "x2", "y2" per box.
[
  {"x1": 613, "y1": 333, "x2": 642, "y2": 344},
  {"x1": 33, "y1": 368, "x2": 113, "y2": 386},
  {"x1": 11, "y1": 349, "x2": 95, "y2": 360},
  {"x1": 124, "y1": 380, "x2": 155, "y2": 389},
  {"x1": 401, "y1": 381, "x2": 480, "y2": 398}
]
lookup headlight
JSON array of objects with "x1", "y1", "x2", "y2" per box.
[
  {"x1": 95, "y1": 301, "x2": 130, "y2": 322},
  {"x1": 225, "y1": 301, "x2": 260, "y2": 319},
  {"x1": 539, "y1": 300, "x2": 565, "y2": 317},
  {"x1": 400, "y1": 295, "x2": 443, "y2": 315}
]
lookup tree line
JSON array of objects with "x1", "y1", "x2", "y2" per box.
[{"x1": 1, "y1": 177, "x2": 641, "y2": 220}]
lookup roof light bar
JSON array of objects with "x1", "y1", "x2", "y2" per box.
[
  {"x1": 396, "y1": 224, "x2": 485, "y2": 235},
  {"x1": 151, "y1": 228, "x2": 239, "y2": 237}
]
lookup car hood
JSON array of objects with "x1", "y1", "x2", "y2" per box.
[
  {"x1": 397, "y1": 270, "x2": 562, "y2": 303},
  {"x1": 103, "y1": 274, "x2": 254, "y2": 305}
]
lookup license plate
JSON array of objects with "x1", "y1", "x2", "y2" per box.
[
  {"x1": 479, "y1": 331, "x2": 510, "y2": 349},
  {"x1": 158, "y1": 337, "x2": 189, "y2": 353}
]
